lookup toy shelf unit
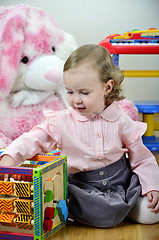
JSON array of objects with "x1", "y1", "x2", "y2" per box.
[
  {"x1": 99, "y1": 28, "x2": 159, "y2": 152},
  {"x1": 0, "y1": 151, "x2": 67, "y2": 240},
  {"x1": 135, "y1": 101, "x2": 159, "y2": 152}
]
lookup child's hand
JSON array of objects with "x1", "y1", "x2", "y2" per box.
[
  {"x1": 0, "y1": 155, "x2": 16, "y2": 181},
  {"x1": 147, "y1": 191, "x2": 159, "y2": 214},
  {"x1": 0, "y1": 155, "x2": 16, "y2": 167}
]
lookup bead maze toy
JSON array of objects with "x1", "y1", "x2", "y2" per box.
[
  {"x1": 0, "y1": 150, "x2": 68, "y2": 240},
  {"x1": 99, "y1": 28, "x2": 159, "y2": 152}
]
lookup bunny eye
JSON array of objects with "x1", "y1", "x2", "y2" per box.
[
  {"x1": 52, "y1": 46, "x2": 55, "y2": 52},
  {"x1": 21, "y1": 56, "x2": 29, "y2": 64}
]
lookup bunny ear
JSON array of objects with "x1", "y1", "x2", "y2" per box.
[
  {"x1": 0, "y1": 5, "x2": 26, "y2": 98},
  {"x1": 55, "y1": 32, "x2": 77, "y2": 61}
]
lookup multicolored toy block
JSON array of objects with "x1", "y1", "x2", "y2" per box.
[
  {"x1": 0, "y1": 152, "x2": 67, "y2": 240},
  {"x1": 57, "y1": 200, "x2": 68, "y2": 222}
]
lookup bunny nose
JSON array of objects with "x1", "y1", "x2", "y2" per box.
[{"x1": 44, "y1": 68, "x2": 61, "y2": 83}]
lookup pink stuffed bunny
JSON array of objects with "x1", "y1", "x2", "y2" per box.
[{"x1": 0, "y1": 4, "x2": 77, "y2": 147}]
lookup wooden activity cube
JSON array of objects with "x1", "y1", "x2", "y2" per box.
[{"x1": 0, "y1": 153, "x2": 67, "y2": 240}]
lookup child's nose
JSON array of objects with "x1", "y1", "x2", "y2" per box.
[{"x1": 74, "y1": 95, "x2": 82, "y2": 104}]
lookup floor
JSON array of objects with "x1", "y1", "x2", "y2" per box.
[{"x1": 51, "y1": 219, "x2": 159, "y2": 240}]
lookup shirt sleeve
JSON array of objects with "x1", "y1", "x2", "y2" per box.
[
  {"x1": 0, "y1": 110, "x2": 61, "y2": 166},
  {"x1": 123, "y1": 118, "x2": 159, "y2": 195}
]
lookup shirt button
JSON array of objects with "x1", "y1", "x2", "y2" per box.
[
  {"x1": 97, "y1": 133, "x2": 101, "y2": 138},
  {"x1": 99, "y1": 171, "x2": 104, "y2": 176},
  {"x1": 106, "y1": 189, "x2": 111, "y2": 193},
  {"x1": 97, "y1": 155, "x2": 102, "y2": 159},
  {"x1": 102, "y1": 181, "x2": 107, "y2": 186}
]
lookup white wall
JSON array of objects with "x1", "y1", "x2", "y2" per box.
[{"x1": 0, "y1": 0, "x2": 159, "y2": 101}]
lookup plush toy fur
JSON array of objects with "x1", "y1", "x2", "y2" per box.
[
  {"x1": 0, "y1": 4, "x2": 77, "y2": 147},
  {"x1": 118, "y1": 99, "x2": 139, "y2": 121}
]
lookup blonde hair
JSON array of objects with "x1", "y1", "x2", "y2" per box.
[{"x1": 64, "y1": 44, "x2": 124, "y2": 105}]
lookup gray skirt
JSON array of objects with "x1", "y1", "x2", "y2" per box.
[{"x1": 68, "y1": 155, "x2": 141, "y2": 228}]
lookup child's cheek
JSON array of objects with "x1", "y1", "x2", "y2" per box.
[{"x1": 68, "y1": 96, "x2": 73, "y2": 106}]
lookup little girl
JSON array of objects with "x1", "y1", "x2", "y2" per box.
[{"x1": 1, "y1": 44, "x2": 159, "y2": 227}]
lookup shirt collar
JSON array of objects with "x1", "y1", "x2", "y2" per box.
[{"x1": 68, "y1": 102, "x2": 121, "y2": 122}]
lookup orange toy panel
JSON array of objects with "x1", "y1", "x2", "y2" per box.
[
  {"x1": 0, "y1": 181, "x2": 14, "y2": 195},
  {"x1": 30, "y1": 154, "x2": 58, "y2": 162},
  {"x1": 15, "y1": 199, "x2": 32, "y2": 214},
  {"x1": 0, "y1": 212, "x2": 16, "y2": 226},
  {"x1": 0, "y1": 198, "x2": 15, "y2": 212},
  {"x1": 15, "y1": 182, "x2": 31, "y2": 197},
  {"x1": 15, "y1": 214, "x2": 33, "y2": 229}
]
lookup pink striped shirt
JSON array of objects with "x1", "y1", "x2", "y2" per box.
[{"x1": 2, "y1": 102, "x2": 159, "y2": 195}]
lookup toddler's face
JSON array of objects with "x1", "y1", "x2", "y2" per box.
[{"x1": 64, "y1": 62, "x2": 113, "y2": 116}]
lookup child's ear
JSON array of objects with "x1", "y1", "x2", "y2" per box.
[{"x1": 104, "y1": 79, "x2": 114, "y2": 95}]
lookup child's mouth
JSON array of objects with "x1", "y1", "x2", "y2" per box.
[{"x1": 76, "y1": 107, "x2": 86, "y2": 112}]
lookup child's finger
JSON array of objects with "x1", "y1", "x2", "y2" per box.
[
  {"x1": 0, "y1": 174, "x2": 9, "y2": 181},
  {"x1": 148, "y1": 198, "x2": 157, "y2": 209},
  {"x1": 151, "y1": 202, "x2": 159, "y2": 213},
  {"x1": 147, "y1": 192, "x2": 153, "y2": 203},
  {"x1": 3, "y1": 174, "x2": 9, "y2": 181}
]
